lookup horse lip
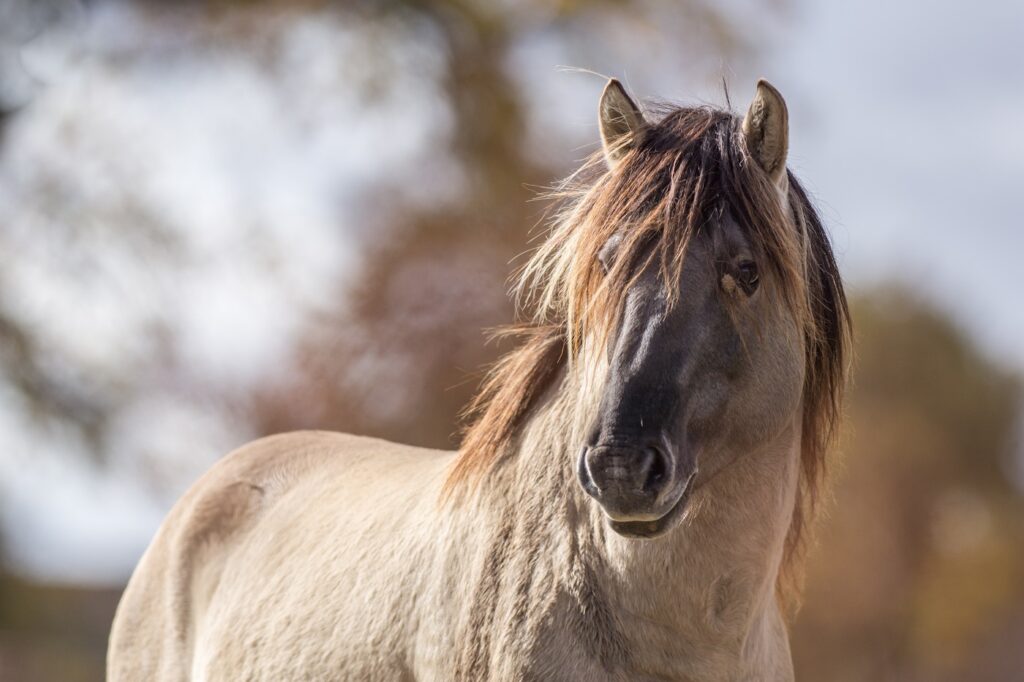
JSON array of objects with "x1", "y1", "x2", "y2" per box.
[{"x1": 607, "y1": 469, "x2": 697, "y2": 539}]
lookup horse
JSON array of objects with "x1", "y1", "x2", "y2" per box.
[{"x1": 108, "y1": 78, "x2": 849, "y2": 681}]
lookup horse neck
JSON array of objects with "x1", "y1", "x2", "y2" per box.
[
  {"x1": 491, "y1": 369, "x2": 801, "y2": 676},
  {"x1": 597, "y1": 422, "x2": 801, "y2": 675}
]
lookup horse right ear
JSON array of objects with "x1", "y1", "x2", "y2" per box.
[
  {"x1": 741, "y1": 79, "x2": 789, "y2": 190},
  {"x1": 599, "y1": 79, "x2": 646, "y2": 170}
]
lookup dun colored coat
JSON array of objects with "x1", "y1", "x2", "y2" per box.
[{"x1": 108, "y1": 78, "x2": 849, "y2": 681}]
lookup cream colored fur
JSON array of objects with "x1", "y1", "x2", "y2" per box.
[{"x1": 108, "y1": 363, "x2": 801, "y2": 681}]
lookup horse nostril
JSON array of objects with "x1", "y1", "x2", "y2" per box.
[
  {"x1": 640, "y1": 446, "x2": 669, "y2": 494},
  {"x1": 577, "y1": 446, "x2": 600, "y2": 497},
  {"x1": 579, "y1": 442, "x2": 673, "y2": 501}
]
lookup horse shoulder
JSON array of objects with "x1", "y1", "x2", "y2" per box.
[{"x1": 107, "y1": 430, "x2": 400, "y2": 681}]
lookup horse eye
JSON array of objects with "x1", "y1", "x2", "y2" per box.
[{"x1": 736, "y1": 260, "x2": 759, "y2": 294}]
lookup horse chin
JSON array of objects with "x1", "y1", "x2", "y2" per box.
[{"x1": 606, "y1": 479, "x2": 694, "y2": 539}]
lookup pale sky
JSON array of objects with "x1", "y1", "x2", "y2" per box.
[{"x1": 772, "y1": 0, "x2": 1024, "y2": 369}]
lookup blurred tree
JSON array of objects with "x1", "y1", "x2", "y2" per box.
[
  {"x1": 0, "y1": 0, "x2": 98, "y2": 439},
  {"x1": 247, "y1": 0, "x2": 757, "y2": 447},
  {"x1": 0, "y1": 0, "x2": 757, "y2": 468},
  {"x1": 792, "y1": 288, "x2": 1024, "y2": 682},
  {"x1": 0, "y1": 2, "x2": 755, "y2": 673}
]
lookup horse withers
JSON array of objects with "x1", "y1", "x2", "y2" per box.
[{"x1": 108, "y1": 78, "x2": 849, "y2": 681}]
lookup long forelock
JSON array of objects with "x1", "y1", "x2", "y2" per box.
[{"x1": 520, "y1": 107, "x2": 811, "y2": 359}]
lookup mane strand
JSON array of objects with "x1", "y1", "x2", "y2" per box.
[{"x1": 443, "y1": 324, "x2": 566, "y2": 495}]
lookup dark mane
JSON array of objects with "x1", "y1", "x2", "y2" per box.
[{"x1": 446, "y1": 103, "x2": 851, "y2": 607}]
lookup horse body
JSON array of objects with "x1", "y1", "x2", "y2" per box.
[
  {"x1": 110, "y1": 406, "x2": 797, "y2": 682},
  {"x1": 109, "y1": 78, "x2": 848, "y2": 681}
]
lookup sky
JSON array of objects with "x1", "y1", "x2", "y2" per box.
[
  {"x1": 0, "y1": 0, "x2": 1021, "y2": 585},
  {"x1": 771, "y1": 0, "x2": 1024, "y2": 368}
]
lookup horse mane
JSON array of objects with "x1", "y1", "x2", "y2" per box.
[{"x1": 444, "y1": 103, "x2": 851, "y2": 609}]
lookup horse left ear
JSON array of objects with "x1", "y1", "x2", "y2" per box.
[
  {"x1": 742, "y1": 79, "x2": 789, "y2": 189},
  {"x1": 599, "y1": 78, "x2": 646, "y2": 170}
]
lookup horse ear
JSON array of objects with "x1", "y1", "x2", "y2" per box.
[
  {"x1": 599, "y1": 79, "x2": 646, "y2": 169},
  {"x1": 742, "y1": 79, "x2": 789, "y2": 188}
]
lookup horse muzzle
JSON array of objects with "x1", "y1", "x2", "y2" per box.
[{"x1": 577, "y1": 441, "x2": 696, "y2": 538}]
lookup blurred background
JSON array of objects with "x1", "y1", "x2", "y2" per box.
[{"x1": 0, "y1": 0, "x2": 1021, "y2": 680}]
